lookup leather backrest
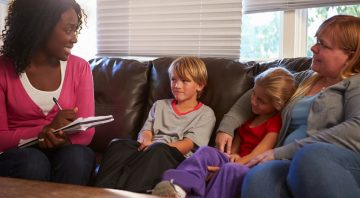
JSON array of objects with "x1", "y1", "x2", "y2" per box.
[
  {"x1": 252, "y1": 57, "x2": 312, "y2": 75},
  {"x1": 89, "y1": 57, "x2": 150, "y2": 152},
  {"x1": 89, "y1": 56, "x2": 312, "y2": 151}
]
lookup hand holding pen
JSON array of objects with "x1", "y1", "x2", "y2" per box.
[
  {"x1": 47, "y1": 97, "x2": 78, "y2": 130},
  {"x1": 53, "y1": 97, "x2": 63, "y2": 110},
  {"x1": 38, "y1": 97, "x2": 77, "y2": 148}
]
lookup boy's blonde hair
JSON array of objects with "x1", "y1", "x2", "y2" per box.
[
  {"x1": 168, "y1": 57, "x2": 208, "y2": 97},
  {"x1": 291, "y1": 15, "x2": 360, "y2": 101},
  {"x1": 255, "y1": 67, "x2": 296, "y2": 111}
]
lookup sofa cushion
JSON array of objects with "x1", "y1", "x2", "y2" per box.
[{"x1": 89, "y1": 57, "x2": 150, "y2": 152}]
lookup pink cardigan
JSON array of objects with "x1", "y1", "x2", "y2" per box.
[{"x1": 0, "y1": 55, "x2": 95, "y2": 152}]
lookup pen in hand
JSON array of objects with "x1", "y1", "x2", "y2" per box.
[{"x1": 53, "y1": 97, "x2": 63, "y2": 110}]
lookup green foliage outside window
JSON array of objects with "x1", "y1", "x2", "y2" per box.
[
  {"x1": 240, "y1": 12, "x2": 281, "y2": 60},
  {"x1": 307, "y1": 5, "x2": 360, "y2": 57}
]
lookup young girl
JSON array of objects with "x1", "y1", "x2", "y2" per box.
[
  {"x1": 152, "y1": 67, "x2": 296, "y2": 198},
  {"x1": 95, "y1": 57, "x2": 216, "y2": 192}
]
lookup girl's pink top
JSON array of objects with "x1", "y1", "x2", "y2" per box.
[{"x1": 0, "y1": 55, "x2": 95, "y2": 152}]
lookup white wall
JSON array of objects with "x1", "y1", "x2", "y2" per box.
[
  {"x1": 71, "y1": 0, "x2": 97, "y2": 61},
  {"x1": 0, "y1": 0, "x2": 7, "y2": 47}
]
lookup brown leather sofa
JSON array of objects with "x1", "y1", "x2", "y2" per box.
[{"x1": 88, "y1": 57, "x2": 312, "y2": 153}]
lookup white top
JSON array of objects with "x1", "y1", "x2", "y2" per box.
[{"x1": 20, "y1": 61, "x2": 67, "y2": 115}]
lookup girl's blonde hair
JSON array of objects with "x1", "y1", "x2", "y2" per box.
[
  {"x1": 168, "y1": 57, "x2": 208, "y2": 97},
  {"x1": 291, "y1": 15, "x2": 360, "y2": 100},
  {"x1": 255, "y1": 67, "x2": 296, "y2": 111}
]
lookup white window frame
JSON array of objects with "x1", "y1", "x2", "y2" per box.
[
  {"x1": 240, "y1": 10, "x2": 308, "y2": 62},
  {"x1": 281, "y1": 9, "x2": 308, "y2": 58}
]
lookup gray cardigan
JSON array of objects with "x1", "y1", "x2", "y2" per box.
[{"x1": 217, "y1": 70, "x2": 360, "y2": 160}]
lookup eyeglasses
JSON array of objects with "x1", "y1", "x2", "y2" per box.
[
  {"x1": 315, "y1": 39, "x2": 355, "y2": 54},
  {"x1": 315, "y1": 39, "x2": 333, "y2": 50}
]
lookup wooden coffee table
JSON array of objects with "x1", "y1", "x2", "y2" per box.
[{"x1": 0, "y1": 177, "x2": 158, "y2": 198}]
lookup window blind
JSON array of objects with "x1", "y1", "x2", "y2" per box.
[
  {"x1": 243, "y1": 0, "x2": 360, "y2": 14},
  {"x1": 97, "y1": 0, "x2": 242, "y2": 58}
]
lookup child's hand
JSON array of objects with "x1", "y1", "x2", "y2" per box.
[
  {"x1": 206, "y1": 166, "x2": 220, "y2": 181},
  {"x1": 245, "y1": 149, "x2": 275, "y2": 168},
  {"x1": 207, "y1": 166, "x2": 220, "y2": 172},
  {"x1": 137, "y1": 138, "x2": 153, "y2": 151},
  {"x1": 229, "y1": 153, "x2": 241, "y2": 163}
]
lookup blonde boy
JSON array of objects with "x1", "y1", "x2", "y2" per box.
[{"x1": 95, "y1": 57, "x2": 216, "y2": 193}]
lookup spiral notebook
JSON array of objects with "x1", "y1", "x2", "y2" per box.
[{"x1": 17, "y1": 115, "x2": 114, "y2": 148}]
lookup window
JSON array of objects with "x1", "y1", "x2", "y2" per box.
[
  {"x1": 240, "y1": 3, "x2": 359, "y2": 61},
  {"x1": 240, "y1": 0, "x2": 359, "y2": 61},
  {"x1": 2, "y1": 1, "x2": 357, "y2": 61},
  {"x1": 240, "y1": 12, "x2": 281, "y2": 61},
  {"x1": 306, "y1": 5, "x2": 360, "y2": 56}
]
